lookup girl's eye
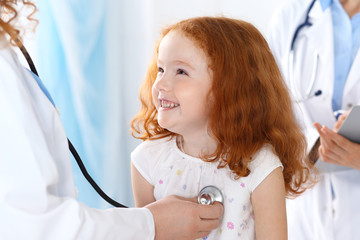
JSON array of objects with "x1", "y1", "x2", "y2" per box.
[
  {"x1": 177, "y1": 69, "x2": 188, "y2": 75},
  {"x1": 158, "y1": 67, "x2": 164, "y2": 73}
]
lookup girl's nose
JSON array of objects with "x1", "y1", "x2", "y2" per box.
[{"x1": 153, "y1": 72, "x2": 171, "y2": 92}]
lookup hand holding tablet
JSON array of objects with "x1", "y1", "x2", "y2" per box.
[{"x1": 314, "y1": 106, "x2": 360, "y2": 172}]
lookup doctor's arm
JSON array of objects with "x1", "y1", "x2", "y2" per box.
[
  {"x1": 314, "y1": 113, "x2": 360, "y2": 170},
  {"x1": 131, "y1": 163, "x2": 224, "y2": 240}
]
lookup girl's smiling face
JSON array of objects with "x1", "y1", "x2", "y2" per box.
[{"x1": 152, "y1": 30, "x2": 213, "y2": 138}]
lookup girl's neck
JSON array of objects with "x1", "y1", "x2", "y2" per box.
[{"x1": 177, "y1": 134, "x2": 218, "y2": 158}]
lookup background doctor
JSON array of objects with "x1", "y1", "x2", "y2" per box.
[
  {"x1": 267, "y1": 0, "x2": 360, "y2": 239},
  {"x1": 0, "y1": 1, "x2": 223, "y2": 239}
]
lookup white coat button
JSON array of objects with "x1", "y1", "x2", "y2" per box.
[{"x1": 347, "y1": 103, "x2": 353, "y2": 108}]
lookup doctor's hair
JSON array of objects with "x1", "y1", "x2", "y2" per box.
[
  {"x1": 131, "y1": 16, "x2": 314, "y2": 196},
  {"x1": 0, "y1": 0, "x2": 37, "y2": 47}
]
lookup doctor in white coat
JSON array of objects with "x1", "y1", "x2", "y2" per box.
[
  {"x1": 0, "y1": 1, "x2": 223, "y2": 239},
  {"x1": 268, "y1": 0, "x2": 360, "y2": 239}
]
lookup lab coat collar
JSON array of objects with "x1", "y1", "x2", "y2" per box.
[
  {"x1": 309, "y1": 0, "x2": 327, "y2": 20},
  {"x1": 319, "y1": 0, "x2": 332, "y2": 11}
]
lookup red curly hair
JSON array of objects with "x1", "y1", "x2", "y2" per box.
[
  {"x1": 131, "y1": 16, "x2": 314, "y2": 197},
  {"x1": 0, "y1": 0, "x2": 37, "y2": 46}
]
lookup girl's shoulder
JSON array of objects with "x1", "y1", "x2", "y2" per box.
[
  {"x1": 131, "y1": 136, "x2": 176, "y2": 184},
  {"x1": 248, "y1": 144, "x2": 281, "y2": 171},
  {"x1": 131, "y1": 136, "x2": 175, "y2": 160},
  {"x1": 133, "y1": 136, "x2": 173, "y2": 152},
  {"x1": 246, "y1": 144, "x2": 283, "y2": 192}
]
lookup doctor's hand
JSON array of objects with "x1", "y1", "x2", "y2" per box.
[
  {"x1": 145, "y1": 195, "x2": 223, "y2": 240},
  {"x1": 333, "y1": 110, "x2": 350, "y2": 132},
  {"x1": 314, "y1": 122, "x2": 360, "y2": 170}
]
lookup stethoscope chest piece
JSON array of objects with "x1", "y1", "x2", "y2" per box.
[{"x1": 198, "y1": 186, "x2": 224, "y2": 205}]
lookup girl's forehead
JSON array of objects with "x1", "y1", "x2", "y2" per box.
[{"x1": 158, "y1": 30, "x2": 210, "y2": 67}]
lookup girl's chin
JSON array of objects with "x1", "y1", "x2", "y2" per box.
[{"x1": 158, "y1": 122, "x2": 179, "y2": 134}]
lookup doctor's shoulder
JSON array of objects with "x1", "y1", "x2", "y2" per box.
[
  {"x1": 0, "y1": 46, "x2": 27, "y2": 89},
  {"x1": 269, "y1": 0, "x2": 315, "y2": 29},
  {"x1": 0, "y1": 44, "x2": 18, "y2": 72},
  {"x1": 268, "y1": 0, "x2": 312, "y2": 56}
]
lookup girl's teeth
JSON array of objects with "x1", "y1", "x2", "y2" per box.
[{"x1": 161, "y1": 100, "x2": 179, "y2": 108}]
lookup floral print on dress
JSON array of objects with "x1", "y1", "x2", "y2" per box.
[
  {"x1": 227, "y1": 222, "x2": 234, "y2": 230},
  {"x1": 240, "y1": 220, "x2": 249, "y2": 230},
  {"x1": 132, "y1": 137, "x2": 282, "y2": 239}
]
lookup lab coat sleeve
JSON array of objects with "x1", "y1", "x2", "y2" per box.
[{"x1": 0, "y1": 47, "x2": 155, "y2": 239}]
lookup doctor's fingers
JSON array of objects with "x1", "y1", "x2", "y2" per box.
[
  {"x1": 198, "y1": 202, "x2": 224, "y2": 220},
  {"x1": 314, "y1": 122, "x2": 322, "y2": 133},
  {"x1": 318, "y1": 144, "x2": 343, "y2": 165},
  {"x1": 319, "y1": 142, "x2": 360, "y2": 170},
  {"x1": 317, "y1": 128, "x2": 359, "y2": 168},
  {"x1": 318, "y1": 134, "x2": 346, "y2": 159},
  {"x1": 320, "y1": 125, "x2": 353, "y2": 152},
  {"x1": 315, "y1": 124, "x2": 342, "y2": 149},
  {"x1": 316, "y1": 129, "x2": 345, "y2": 163},
  {"x1": 337, "y1": 142, "x2": 360, "y2": 170},
  {"x1": 195, "y1": 219, "x2": 221, "y2": 237},
  {"x1": 334, "y1": 114, "x2": 347, "y2": 132},
  {"x1": 334, "y1": 110, "x2": 351, "y2": 131}
]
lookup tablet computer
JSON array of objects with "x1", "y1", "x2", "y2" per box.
[
  {"x1": 337, "y1": 105, "x2": 360, "y2": 143},
  {"x1": 315, "y1": 105, "x2": 360, "y2": 172}
]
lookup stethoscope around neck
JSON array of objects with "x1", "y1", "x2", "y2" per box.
[
  {"x1": 16, "y1": 39, "x2": 127, "y2": 208},
  {"x1": 288, "y1": 0, "x2": 322, "y2": 103}
]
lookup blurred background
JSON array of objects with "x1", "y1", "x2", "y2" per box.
[{"x1": 23, "y1": 0, "x2": 288, "y2": 208}]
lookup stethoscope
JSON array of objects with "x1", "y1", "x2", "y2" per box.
[
  {"x1": 16, "y1": 39, "x2": 224, "y2": 208},
  {"x1": 288, "y1": 0, "x2": 322, "y2": 103},
  {"x1": 17, "y1": 39, "x2": 127, "y2": 208}
]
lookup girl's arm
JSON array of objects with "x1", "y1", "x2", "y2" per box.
[
  {"x1": 131, "y1": 162, "x2": 156, "y2": 207},
  {"x1": 251, "y1": 167, "x2": 287, "y2": 240}
]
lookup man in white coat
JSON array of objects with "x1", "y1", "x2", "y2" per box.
[
  {"x1": 267, "y1": 0, "x2": 360, "y2": 239},
  {"x1": 0, "y1": 1, "x2": 223, "y2": 239}
]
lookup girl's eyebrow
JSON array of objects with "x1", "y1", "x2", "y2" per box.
[
  {"x1": 157, "y1": 59, "x2": 196, "y2": 71},
  {"x1": 173, "y1": 60, "x2": 196, "y2": 70}
]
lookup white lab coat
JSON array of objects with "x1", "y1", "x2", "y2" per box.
[
  {"x1": 267, "y1": 0, "x2": 360, "y2": 239},
  {"x1": 0, "y1": 42, "x2": 155, "y2": 239}
]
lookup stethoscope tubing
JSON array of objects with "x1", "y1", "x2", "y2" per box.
[
  {"x1": 290, "y1": 0, "x2": 317, "y2": 51},
  {"x1": 17, "y1": 39, "x2": 127, "y2": 208},
  {"x1": 288, "y1": 0, "x2": 321, "y2": 102}
]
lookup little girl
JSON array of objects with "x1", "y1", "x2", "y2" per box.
[{"x1": 130, "y1": 16, "x2": 313, "y2": 239}]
